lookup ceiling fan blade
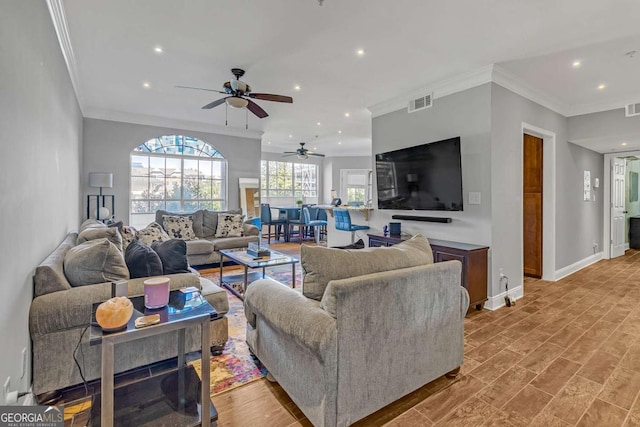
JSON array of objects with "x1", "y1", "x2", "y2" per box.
[
  {"x1": 308, "y1": 153, "x2": 326, "y2": 157},
  {"x1": 283, "y1": 151, "x2": 298, "y2": 154},
  {"x1": 282, "y1": 153, "x2": 297, "y2": 157},
  {"x1": 249, "y1": 93, "x2": 293, "y2": 103},
  {"x1": 201, "y1": 97, "x2": 228, "y2": 109},
  {"x1": 175, "y1": 85, "x2": 226, "y2": 94},
  {"x1": 246, "y1": 99, "x2": 269, "y2": 118}
]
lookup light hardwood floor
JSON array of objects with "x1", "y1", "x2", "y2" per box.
[{"x1": 213, "y1": 245, "x2": 640, "y2": 427}]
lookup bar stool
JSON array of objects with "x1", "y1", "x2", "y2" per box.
[
  {"x1": 303, "y1": 207, "x2": 328, "y2": 245},
  {"x1": 260, "y1": 203, "x2": 287, "y2": 243},
  {"x1": 334, "y1": 209, "x2": 370, "y2": 243}
]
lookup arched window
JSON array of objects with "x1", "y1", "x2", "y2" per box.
[{"x1": 130, "y1": 135, "x2": 227, "y2": 228}]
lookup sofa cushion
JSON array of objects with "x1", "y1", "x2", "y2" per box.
[
  {"x1": 152, "y1": 239, "x2": 190, "y2": 275},
  {"x1": 64, "y1": 238, "x2": 129, "y2": 287},
  {"x1": 77, "y1": 226, "x2": 123, "y2": 252},
  {"x1": 125, "y1": 240, "x2": 164, "y2": 279},
  {"x1": 185, "y1": 239, "x2": 215, "y2": 256},
  {"x1": 162, "y1": 215, "x2": 197, "y2": 240},
  {"x1": 215, "y1": 213, "x2": 245, "y2": 238},
  {"x1": 136, "y1": 222, "x2": 171, "y2": 246},
  {"x1": 34, "y1": 233, "x2": 77, "y2": 297},
  {"x1": 155, "y1": 210, "x2": 204, "y2": 238},
  {"x1": 79, "y1": 219, "x2": 106, "y2": 233},
  {"x1": 202, "y1": 209, "x2": 242, "y2": 237},
  {"x1": 302, "y1": 234, "x2": 433, "y2": 301}
]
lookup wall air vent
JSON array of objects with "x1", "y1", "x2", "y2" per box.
[
  {"x1": 626, "y1": 102, "x2": 640, "y2": 117},
  {"x1": 408, "y1": 93, "x2": 433, "y2": 113}
]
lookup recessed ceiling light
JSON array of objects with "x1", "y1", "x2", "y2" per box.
[
  {"x1": 267, "y1": 141, "x2": 271, "y2": 145},
  {"x1": 572, "y1": 60, "x2": 581, "y2": 68},
  {"x1": 154, "y1": 46, "x2": 164, "y2": 54},
  {"x1": 622, "y1": 142, "x2": 628, "y2": 146},
  {"x1": 598, "y1": 84, "x2": 606, "y2": 90},
  {"x1": 289, "y1": 134, "x2": 293, "y2": 138},
  {"x1": 356, "y1": 49, "x2": 365, "y2": 56},
  {"x1": 143, "y1": 82, "x2": 151, "y2": 88},
  {"x1": 294, "y1": 85, "x2": 301, "y2": 91},
  {"x1": 338, "y1": 130, "x2": 342, "y2": 134},
  {"x1": 338, "y1": 141, "x2": 342, "y2": 145},
  {"x1": 344, "y1": 112, "x2": 350, "y2": 118},
  {"x1": 314, "y1": 147, "x2": 317, "y2": 150}
]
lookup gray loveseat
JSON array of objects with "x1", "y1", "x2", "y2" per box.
[
  {"x1": 29, "y1": 228, "x2": 229, "y2": 395},
  {"x1": 155, "y1": 209, "x2": 259, "y2": 266},
  {"x1": 244, "y1": 235, "x2": 469, "y2": 427}
]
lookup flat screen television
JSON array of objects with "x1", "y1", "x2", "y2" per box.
[{"x1": 375, "y1": 137, "x2": 463, "y2": 211}]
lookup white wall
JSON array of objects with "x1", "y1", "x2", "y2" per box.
[
  {"x1": 83, "y1": 118, "x2": 261, "y2": 226},
  {"x1": 0, "y1": 1, "x2": 82, "y2": 394}
]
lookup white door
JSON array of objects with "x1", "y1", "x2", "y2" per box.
[{"x1": 611, "y1": 157, "x2": 627, "y2": 258}]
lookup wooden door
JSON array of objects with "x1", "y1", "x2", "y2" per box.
[{"x1": 523, "y1": 134, "x2": 543, "y2": 278}]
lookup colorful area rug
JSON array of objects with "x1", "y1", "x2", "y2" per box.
[{"x1": 189, "y1": 286, "x2": 267, "y2": 395}]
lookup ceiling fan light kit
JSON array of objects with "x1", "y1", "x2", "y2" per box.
[{"x1": 177, "y1": 68, "x2": 293, "y2": 127}]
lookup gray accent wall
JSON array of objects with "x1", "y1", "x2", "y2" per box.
[
  {"x1": 372, "y1": 83, "x2": 492, "y2": 247},
  {"x1": 491, "y1": 83, "x2": 603, "y2": 296},
  {"x1": 324, "y1": 156, "x2": 372, "y2": 204},
  {"x1": 83, "y1": 118, "x2": 261, "y2": 225},
  {"x1": 568, "y1": 108, "x2": 640, "y2": 142},
  {"x1": 0, "y1": 1, "x2": 82, "y2": 393}
]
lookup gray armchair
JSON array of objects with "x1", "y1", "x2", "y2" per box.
[{"x1": 244, "y1": 259, "x2": 468, "y2": 426}]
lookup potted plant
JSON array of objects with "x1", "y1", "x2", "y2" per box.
[{"x1": 296, "y1": 199, "x2": 303, "y2": 206}]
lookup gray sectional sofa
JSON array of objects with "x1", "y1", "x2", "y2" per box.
[
  {"x1": 154, "y1": 209, "x2": 260, "y2": 266},
  {"x1": 244, "y1": 235, "x2": 469, "y2": 427},
  {"x1": 29, "y1": 226, "x2": 230, "y2": 395}
]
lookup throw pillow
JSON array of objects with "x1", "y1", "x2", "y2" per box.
[
  {"x1": 214, "y1": 213, "x2": 245, "y2": 238},
  {"x1": 79, "y1": 218, "x2": 106, "y2": 233},
  {"x1": 119, "y1": 225, "x2": 137, "y2": 252},
  {"x1": 136, "y1": 222, "x2": 171, "y2": 246},
  {"x1": 77, "y1": 226, "x2": 123, "y2": 252},
  {"x1": 302, "y1": 234, "x2": 434, "y2": 301},
  {"x1": 125, "y1": 240, "x2": 164, "y2": 279},
  {"x1": 202, "y1": 209, "x2": 242, "y2": 237},
  {"x1": 152, "y1": 239, "x2": 190, "y2": 275},
  {"x1": 162, "y1": 215, "x2": 196, "y2": 240},
  {"x1": 64, "y1": 238, "x2": 129, "y2": 287}
]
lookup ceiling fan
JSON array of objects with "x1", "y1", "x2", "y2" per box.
[
  {"x1": 284, "y1": 142, "x2": 325, "y2": 159},
  {"x1": 176, "y1": 68, "x2": 293, "y2": 119}
]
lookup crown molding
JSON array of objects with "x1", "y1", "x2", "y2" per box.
[
  {"x1": 83, "y1": 107, "x2": 264, "y2": 139},
  {"x1": 46, "y1": 0, "x2": 83, "y2": 112},
  {"x1": 367, "y1": 65, "x2": 494, "y2": 117},
  {"x1": 566, "y1": 94, "x2": 640, "y2": 117},
  {"x1": 491, "y1": 65, "x2": 569, "y2": 116}
]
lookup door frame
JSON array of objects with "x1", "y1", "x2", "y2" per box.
[
  {"x1": 603, "y1": 151, "x2": 640, "y2": 259},
  {"x1": 521, "y1": 123, "x2": 556, "y2": 281}
]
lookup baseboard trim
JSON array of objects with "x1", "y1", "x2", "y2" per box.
[
  {"x1": 483, "y1": 285, "x2": 524, "y2": 311},
  {"x1": 554, "y1": 251, "x2": 603, "y2": 281}
]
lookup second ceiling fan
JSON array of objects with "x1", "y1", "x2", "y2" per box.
[{"x1": 284, "y1": 142, "x2": 325, "y2": 159}]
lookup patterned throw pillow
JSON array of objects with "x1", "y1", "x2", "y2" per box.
[
  {"x1": 119, "y1": 225, "x2": 137, "y2": 252},
  {"x1": 214, "y1": 214, "x2": 245, "y2": 238},
  {"x1": 162, "y1": 215, "x2": 196, "y2": 240},
  {"x1": 136, "y1": 222, "x2": 171, "y2": 246}
]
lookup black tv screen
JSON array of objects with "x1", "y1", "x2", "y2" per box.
[{"x1": 375, "y1": 137, "x2": 463, "y2": 211}]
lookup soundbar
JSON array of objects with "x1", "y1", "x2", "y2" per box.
[{"x1": 391, "y1": 215, "x2": 452, "y2": 223}]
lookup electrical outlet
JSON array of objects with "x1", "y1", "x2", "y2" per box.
[
  {"x1": 3, "y1": 377, "x2": 10, "y2": 403},
  {"x1": 499, "y1": 268, "x2": 505, "y2": 279},
  {"x1": 21, "y1": 348, "x2": 27, "y2": 379}
]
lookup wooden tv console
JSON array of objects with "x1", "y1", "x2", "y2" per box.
[{"x1": 367, "y1": 234, "x2": 488, "y2": 310}]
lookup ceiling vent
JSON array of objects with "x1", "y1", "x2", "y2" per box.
[
  {"x1": 626, "y1": 102, "x2": 640, "y2": 117},
  {"x1": 408, "y1": 93, "x2": 433, "y2": 113}
]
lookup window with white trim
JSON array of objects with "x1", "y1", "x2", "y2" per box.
[
  {"x1": 260, "y1": 161, "x2": 317, "y2": 199},
  {"x1": 130, "y1": 135, "x2": 227, "y2": 228}
]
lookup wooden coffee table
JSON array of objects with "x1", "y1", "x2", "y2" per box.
[{"x1": 218, "y1": 248, "x2": 298, "y2": 300}]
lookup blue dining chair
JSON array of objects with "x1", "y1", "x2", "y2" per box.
[
  {"x1": 260, "y1": 203, "x2": 287, "y2": 243},
  {"x1": 303, "y1": 207, "x2": 328, "y2": 245},
  {"x1": 334, "y1": 209, "x2": 370, "y2": 243}
]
